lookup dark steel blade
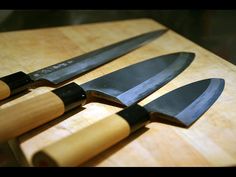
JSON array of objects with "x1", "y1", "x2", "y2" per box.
[
  {"x1": 28, "y1": 29, "x2": 167, "y2": 84},
  {"x1": 81, "y1": 52, "x2": 194, "y2": 106},
  {"x1": 144, "y1": 78, "x2": 225, "y2": 127}
]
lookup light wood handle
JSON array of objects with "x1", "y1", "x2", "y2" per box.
[
  {"x1": 0, "y1": 92, "x2": 65, "y2": 142},
  {"x1": 0, "y1": 71, "x2": 33, "y2": 100},
  {"x1": 0, "y1": 80, "x2": 10, "y2": 100},
  {"x1": 32, "y1": 114, "x2": 131, "y2": 167},
  {"x1": 0, "y1": 82, "x2": 86, "y2": 142}
]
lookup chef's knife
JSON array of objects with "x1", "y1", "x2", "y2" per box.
[
  {"x1": 0, "y1": 52, "x2": 194, "y2": 142},
  {"x1": 0, "y1": 29, "x2": 167, "y2": 100},
  {"x1": 32, "y1": 78, "x2": 224, "y2": 167}
]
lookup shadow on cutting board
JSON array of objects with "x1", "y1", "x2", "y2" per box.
[
  {"x1": 18, "y1": 107, "x2": 85, "y2": 143},
  {"x1": 0, "y1": 90, "x2": 30, "y2": 107},
  {"x1": 0, "y1": 142, "x2": 20, "y2": 166},
  {"x1": 19, "y1": 97, "x2": 125, "y2": 143}
]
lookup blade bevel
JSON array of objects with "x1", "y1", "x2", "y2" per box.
[
  {"x1": 81, "y1": 52, "x2": 195, "y2": 106},
  {"x1": 28, "y1": 29, "x2": 167, "y2": 84},
  {"x1": 117, "y1": 52, "x2": 194, "y2": 106},
  {"x1": 144, "y1": 78, "x2": 225, "y2": 127}
]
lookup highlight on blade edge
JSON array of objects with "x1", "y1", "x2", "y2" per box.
[{"x1": 0, "y1": 29, "x2": 167, "y2": 100}]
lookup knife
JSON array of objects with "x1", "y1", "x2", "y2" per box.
[
  {"x1": 0, "y1": 29, "x2": 167, "y2": 100},
  {"x1": 32, "y1": 78, "x2": 225, "y2": 167},
  {"x1": 0, "y1": 52, "x2": 194, "y2": 142}
]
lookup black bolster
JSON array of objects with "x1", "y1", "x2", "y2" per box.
[
  {"x1": 118, "y1": 104, "x2": 150, "y2": 133},
  {"x1": 0, "y1": 71, "x2": 33, "y2": 95},
  {"x1": 52, "y1": 82, "x2": 87, "y2": 112}
]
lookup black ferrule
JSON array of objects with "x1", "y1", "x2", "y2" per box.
[
  {"x1": 118, "y1": 104, "x2": 150, "y2": 133},
  {"x1": 52, "y1": 82, "x2": 87, "y2": 112},
  {"x1": 0, "y1": 71, "x2": 33, "y2": 95}
]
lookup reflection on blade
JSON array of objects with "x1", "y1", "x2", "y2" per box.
[
  {"x1": 145, "y1": 78, "x2": 225, "y2": 127},
  {"x1": 81, "y1": 52, "x2": 194, "y2": 106},
  {"x1": 29, "y1": 29, "x2": 167, "y2": 84}
]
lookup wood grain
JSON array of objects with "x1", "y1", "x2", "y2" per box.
[
  {"x1": 0, "y1": 19, "x2": 236, "y2": 166},
  {"x1": 0, "y1": 92, "x2": 64, "y2": 142},
  {"x1": 0, "y1": 80, "x2": 10, "y2": 100},
  {"x1": 32, "y1": 114, "x2": 130, "y2": 167}
]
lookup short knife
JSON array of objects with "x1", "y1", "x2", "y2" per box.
[{"x1": 32, "y1": 78, "x2": 225, "y2": 167}]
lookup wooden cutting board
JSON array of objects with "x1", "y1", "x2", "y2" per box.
[{"x1": 0, "y1": 19, "x2": 236, "y2": 167}]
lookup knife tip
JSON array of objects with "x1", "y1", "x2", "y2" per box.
[
  {"x1": 157, "y1": 28, "x2": 169, "y2": 34},
  {"x1": 179, "y1": 51, "x2": 196, "y2": 58},
  {"x1": 147, "y1": 28, "x2": 168, "y2": 36}
]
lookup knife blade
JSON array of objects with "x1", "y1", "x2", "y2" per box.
[
  {"x1": 0, "y1": 52, "x2": 194, "y2": 142},
  {"x1": 32, "y1": 78, "x2": 224, "y2": 167},
  {"x1": 0, "y1": 29, "x2": 167, "y2": 100}
]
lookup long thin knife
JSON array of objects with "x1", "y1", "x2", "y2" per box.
[
  {"x1": 32, "y1": 78, "x2": 224, "y2": 167},
  {"x1": 0, "y1": 52, "x2": 194, "y2": 142},
  {"x1": 0, "y1": 29, "x2": 167, "y2": 100}
]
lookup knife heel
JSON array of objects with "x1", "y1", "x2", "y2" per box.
[
  {"x1": 0, "y1": 71, "x2": 33, "y2": 100},
  {"x1": 32, "y1": 104, "x2": 150, "y2": 167},
  {"x1": 0, "y1": 82, "x2": 86, "y2": 142}
]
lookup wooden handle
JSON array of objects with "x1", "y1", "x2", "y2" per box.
[
  {"x1": 0, "y1": 71, "x2": 32, "y2": 100},
  {"x1": 32, "y1": 104, "x2": 150, "y2": 167},
  {"x1": 32, "y1": 114, "x2": 131, "y2": 166},
  {"x1": 0, "y1": 80, "x2": 10, "y2": 100},
  {"x1": 0, "y1": 92, "x2": 65, "y2": 142},
  {"x1": 0, "y1": 82, "x2": 87, "y2": 142}
]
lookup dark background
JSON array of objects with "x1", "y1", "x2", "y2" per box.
[
  {"x1": 0, "y1": 10, "x2": 236, "y2": 65},
  {"x1": 0, "y1": 10, "x2": 235, "y2": 166}
]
